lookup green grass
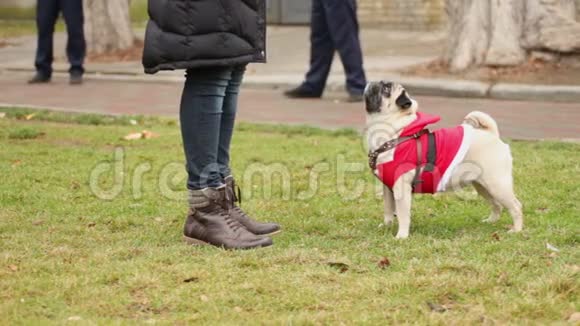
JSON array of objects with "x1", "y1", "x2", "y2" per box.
[
  {"x1": 0, "y1": 1, "x2": 147, "y2": 39},
  {"x1": 0, "y1": 1, "x2": 147, "y2": 21},
  {"x1": 0, "y1": 20, "x2": 65, "y2": 39},
  {"x1": 8, "y1": 127, "x2": 44, "y2": 140},
  {"x1": 0, "y1": 109, "x2": 578, "y2": 324},
  {"x1": 1, "y1": 107, "x2": 169, "y2": 127}
]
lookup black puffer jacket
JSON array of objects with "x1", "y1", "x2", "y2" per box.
[{"x1": 142, "y1": 0, "x2": 266, "y2": 74}]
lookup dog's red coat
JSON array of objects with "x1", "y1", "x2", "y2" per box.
[{"x1": 377, "y1": 112, "x2": 466, "y2": 194}]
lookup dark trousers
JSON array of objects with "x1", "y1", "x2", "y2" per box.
[
  {"x1": 302, "y1": 0, "x2": 366, "y2": 96},
  {"x1": 180, "y1": 66, "x2": 245, "y2": 190},
  {"x1": 35, "y1": 0, "x2": 86, "y2": 77}
]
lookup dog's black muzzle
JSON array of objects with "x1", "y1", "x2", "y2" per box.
[{"x1": 396, "y1": 91, "x2": 413, "y2": 110}]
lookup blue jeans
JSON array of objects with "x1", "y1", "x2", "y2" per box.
[
  {"x1": 35, "y1": 0, "x2": 86, "y2": 77},
  {"x1": 180, "y1": 65, "x2": 245, "y2": 190}
]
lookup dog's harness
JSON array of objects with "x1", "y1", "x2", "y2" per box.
[{"x1": 368, "y1": 129, "x2": 437, "y2": 192}]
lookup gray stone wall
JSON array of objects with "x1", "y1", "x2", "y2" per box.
[
  {"x1": 357, "y1": 0, "x2": 580, "y2": 30},
  {"x1": 358, "y1": 0, "x2": 446, "y2": 30}
]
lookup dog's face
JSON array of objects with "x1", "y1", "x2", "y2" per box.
[{"x1": 364, "y1": 81, "x2": 418, "y2": 116}]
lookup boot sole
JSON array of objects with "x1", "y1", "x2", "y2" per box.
[
  {"x1": 183, "y1": 236, "x2": 273, "y2": 249},
  {"x1": 264, "y1": 229, "x2": 282, "y2": 237},
  {"x1": 183, "y1": 235, "x2": 210, "y2": 246}
]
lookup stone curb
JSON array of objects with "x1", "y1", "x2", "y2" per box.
[
  {"x1": 3, "y1": 67, "x2": 580, "y2": 103},
  {"x1": 489, "y1": 84, "x2": 580, "y2": 102}
]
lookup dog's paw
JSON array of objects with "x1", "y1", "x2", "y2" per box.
[
  {"x1": 482, "y1": 217, "x2": 499, "y2": 224},
  {"x1": 383, "y1": 215, "x2": 395, "y2": 226},
  {"x1": 395, "y1": 232, "x2": 409, "y2": 239},
  {"x1": 507, "y1": 227, "x2": 522, "y2": 233}
]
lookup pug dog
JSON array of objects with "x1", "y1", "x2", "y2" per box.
[{"x1": 364, "y1": 81, "x2": 523, "y2": 239}]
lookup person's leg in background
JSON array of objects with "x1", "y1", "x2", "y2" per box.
[
  {"x1": 180, "y1": 67, "x2": 272, "y2": 249},
  {"x1": 30, "y1": 0, "x2": 60, "y2": 83},
  {"x1": 284, "y1": 0, "x2": 335, "y2": 98},
  {"x1": 59, "y1": 0, "x2": 86, "y2": 84},
  {"x1": 323, "y1": 0, "x2": 367, "y2": 101},
  {"x1": 218, "y1": 65, "x2": 281, "y2": 236}
]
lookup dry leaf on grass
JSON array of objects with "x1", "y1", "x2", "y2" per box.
[
  {"x1": 327, "y1": 262, "x2": 349, "y2": 273},
  {"x1": 491, "y1": 232, "x2": 500, "y2": 241},
  {"x1": 546, "y1": 243, "x2": 560, "y2": 252},
  {"x1": 122, "y1": 130, "x2": 159, "y2": 140},
  {"x1": 566, "y1": 265, "x2": 580, "y2": 273},
  {"x1": 378, "y1": 257, "x2": 391, "y2": 269},
  {"x1": 497, "y1": 272, "x2": 509, "y2": 285},
  {"x1": 200, "y1": 295, "x2": 209, "y2": 302},
  {"x1": 87, "y1": 222, "x2": 96, "y2": 228},
  {"x1": 24, "y1": 113, "x2": 36, "y2": 120},
  {"x1": 427, "y1": 302, "x2": 447, "y2": 313},
  {"x1": 122, "y1": 132, "x2": 143, "y2": 140},
  {"x1": 70, "y1": 181, "x2": 80, "y2": 190},
  {"x1": 183, "y1": 277, "x2": 199, "y2": 283},
  {"x1": 536, "y1": 207, "x2": 549, "y2": 213},
  {"x1": 568, "y1": 312, "x2": 580, "y2": 322},
  {"x1": 141, "y1": 130, "x2": 158, "y2": 139},
  {"x1": 8, "y1": 264, "x2": 18, "y2": 272},
  {"x1": 0, "y1": 112, "x2": 6, "y2": 119}
]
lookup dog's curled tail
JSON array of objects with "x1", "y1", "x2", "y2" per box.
[{"x1": 463, "y1": 111, "x2": 500, "y2": 137}]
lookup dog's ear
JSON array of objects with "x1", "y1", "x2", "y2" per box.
[{"x1": 365, "y1": 93, "x2": 382, "y2": 113}]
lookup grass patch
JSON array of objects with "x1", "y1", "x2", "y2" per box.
[
  {"x1": 7, "y1": 127, "x2": 44, "y2": 140},
  {"x1": 0, "y1": 1, "x2": 147, "y2": 39},
  {"x1": 0, "y1": 7, "x2": 35, "y2": 20},
  {"x1": 0, "y1": 112, "x2": 578, "y2": 324},
  {"x1": 0, "y1": 20, "x2": 64, "y2": 39},
  {"x1": 0, "y1": 107, "x2": 170, "y2": 127},
  {"x1": 0, "y1": 1, "x2": 147, "y2": 21}
]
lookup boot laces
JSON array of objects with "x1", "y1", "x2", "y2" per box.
[
  {"x1": 213, "y1": 194, "x2": 244, "y2": 232},
  {"x1": 230, "y1": 186, "x2": 252, "y2": 221},
  {"x1": 224, "y1": 213, "x2": 243, "y2": 232}
]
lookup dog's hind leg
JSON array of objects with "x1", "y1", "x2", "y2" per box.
[
  {"x1": 480, "y1": 180, "x2": 523, "y2": 233},
  {"x1": 474, "y1": 182, "x2": 502, "y2": 223},
  {"x1": 383, "y1": 185, "x2": 395, "y2": 226}
]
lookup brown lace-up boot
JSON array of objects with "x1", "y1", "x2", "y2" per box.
[
  {"x1": 183, "y1": 186, "x2": 272, "y2": 249},
  {"x1": 224, "y1": 176, "x2": 281, "y2": 236}
]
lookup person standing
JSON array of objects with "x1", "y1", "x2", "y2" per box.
[
  {"x1": 29, "y1": 0, "x2": 86, "y2": 85},
  {"x1": 285, "y1": 0, "x2": 367, "y2": 102},
  {"x1": 142, "y1": 1, "x2": 280, "y2": 249}
]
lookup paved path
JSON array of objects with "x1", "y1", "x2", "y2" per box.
[
  {"x1": 3, "y1": 27, "x2": 580, "y2": 102},
  {"x1": 0, "y1": 27, "x2": 443, "y2": 80},
  {"x1": 0, "y1": 71, "x2": 578, "y2": 141}
]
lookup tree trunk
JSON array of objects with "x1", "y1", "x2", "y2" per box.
[
  {"x1": 83, "y1": 0, "x2": 135, "y2": 54},
  {"x1": 444, "y1": 0, "x2": 580, "y2": 71}
]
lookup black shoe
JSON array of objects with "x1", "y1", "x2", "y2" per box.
[
  {"x1": 28, "y1": 74, "x2": 51, "y2": 84},
  {"x1": 69, "y1": 74, "x2": 83, "y2": 85},
  {"x1": 284, "y1": 86, "x2": 321, "y2": 99},
  {"x1": 346, "y1": 92, "x2": 363, "y2": 103}
]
